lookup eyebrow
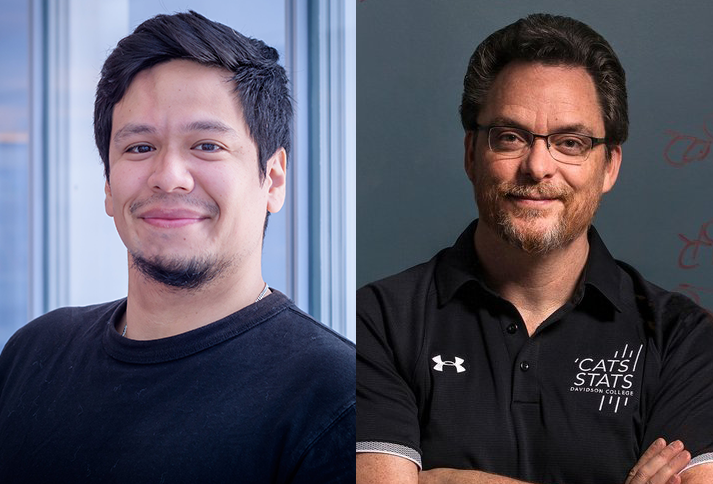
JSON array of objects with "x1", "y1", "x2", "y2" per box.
[
  {"x1": 113, "y1": 123, "x2": 157, "y2": 144},
  {"x1": 113, "y1": 120, "x2": 239, "y2": 144},
  {"x1": 183, "y1": 120, "x2": 238, "y2": 136},
  {"x1": 487, "y1": 117, "x2": 596, "y2": 136}
]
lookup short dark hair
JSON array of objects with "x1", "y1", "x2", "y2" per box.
[
  {"x1": 460, "y1": 13, "x2": 628, "y2": 153},
  {"x1": 94, "y1": 10, "x2": 292, "y2": 181}
]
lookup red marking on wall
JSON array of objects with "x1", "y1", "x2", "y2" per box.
[
  {"x1": 664, "y1": 131, "x2": 711, "y2": 166},
  {"x1": 664, "y1": 115, "x2": 713, "y2": 167},
  {"x1": 678, "y1": 220, "x2": 713, "y2": 270}
]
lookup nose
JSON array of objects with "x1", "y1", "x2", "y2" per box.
[
  {"x1": 520, "y1": 137, "x2": 558, "y2": 182},
  {"x1": 147, "y1": 148, "x2": 195, "y2": 193}
]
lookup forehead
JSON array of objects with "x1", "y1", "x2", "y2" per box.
[
  {"x1": 479, "y1": 61, "x2": 604, "y2": 133},
  {"x1": 112, "y1": 59, "x2": 246, "y2": 133}
]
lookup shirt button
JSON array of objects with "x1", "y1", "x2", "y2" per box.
[
  {"x1": 506, "y1": 324, "x2": 517, "y2": 334},
  {"x1": 520, "y1": 361, "x2": 530, "y2": 372}
]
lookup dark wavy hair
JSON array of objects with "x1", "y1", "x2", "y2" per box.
[
  {"x1": 460, "y1": 13, "x2": 628, "y2": 156},
  {"x1": 94, "y1": 10, "x2": 292, "y2": 181}
]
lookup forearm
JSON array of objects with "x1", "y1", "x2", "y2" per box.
[
  {"x1": 421, "y1": 439, "x2": 694, "y2": 484},
  {"x1": 357, "y1": 453, "x2": 419, "y2": 484},
  {"x1": 680, "y1": 462, "x2": 713, "y2": 484},
  {"x1": 419, "y1": 468, "x2": 539, "y2": 484},
  {"x1": 363, "y1": 439, "x2": 694, "y2": 484}
]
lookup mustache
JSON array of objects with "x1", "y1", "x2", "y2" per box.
[
  {"x1": 498, "y1": 182, "x2": 573, "y2": 201},
  {"x1": 129, "y1": 193, "x2": 219, "y2": 217}
]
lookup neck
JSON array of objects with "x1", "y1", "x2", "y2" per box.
[
  {"x1": 120, "y1": 254, "x2": 269, "y2": 340},
  {"x1": 474, "y1": 221, "x2": 589, "y2": 335}
]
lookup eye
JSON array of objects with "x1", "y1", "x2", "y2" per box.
[
  {"x1": 491, "y1": 128, "x2": 528, "y2": 147},
  {"x1": 561, "y1": 138, "x2": 584, "y2": 148},
  {"x1": 192, "y1": 142, "x2": 223, "y2": 152},
  {"x1": 126, "y1": 144, "x2": 154, "y2": 154},
  {"x1": 551, "y1": 134, "x2": 588, "y2": 154}
]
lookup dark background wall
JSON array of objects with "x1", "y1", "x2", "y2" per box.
[{"x1": 357, "y1": 0, "x2": 713, "y2": 312}]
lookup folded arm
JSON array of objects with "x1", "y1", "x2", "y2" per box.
[{"x1": 357, "y1": 439, "x2": 700, "y2": 484}]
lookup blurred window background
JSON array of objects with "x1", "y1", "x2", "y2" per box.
[{"x1": 0, "y1": 1, "x2": 30, "y2": 346}]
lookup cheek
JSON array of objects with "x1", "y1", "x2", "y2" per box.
[
  {"x1": 108, "y1": 177, "x2": 137, "y2": 212},
  {"x1": 571, "y1": 168, "x2": 606, "y2": 196},
  {"x1": 474, "y1": 158, "x2": 515, "y2": 189},
  {"x1": 565, "y1": 172, "x2": 606, "y2": 217},
  {"x1": 214, "y1": 179, "x2": 265, "y2": 220},
  {"x1": 108, "y1": 171, "x2": 155, "y2": 224}
]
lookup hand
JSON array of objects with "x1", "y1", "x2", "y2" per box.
[{"x1": 625, "y1": 438, "x2": 691, "y2": 484}]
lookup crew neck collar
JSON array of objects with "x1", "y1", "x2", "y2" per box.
[{"x1": 103, "y1": 290, "x2": 293, "y2": 364}]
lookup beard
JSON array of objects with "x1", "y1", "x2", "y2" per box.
[
  {"x1": 476, "y1": 176, "x2": 603, "y2": 254},
  {"x1": 126, "y1": 193, "x2": 229, "y2": 290},
  {"x1": 130, "y1": 251, "x2": 231, "y2": 290}
]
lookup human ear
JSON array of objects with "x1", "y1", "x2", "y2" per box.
[
  {"x1": 104, "y1": 180, "x2": 114, "y2": 217},
  {"x1": 464, "y1": 131, "x2": 477, "y2": 183},
  {"x1": 265, "y1": 148, "x2": 287, "y2": 214},
  {"x1": 601, "y1": 145, "x2": 622, "y2": 194}
]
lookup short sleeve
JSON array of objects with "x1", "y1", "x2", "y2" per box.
[
  {"x1": 642, "y1": 308, "x2": 713, "y2": 470},
  {"x1": 356, "y1": 286, "x2": 423, "y2": 468}
]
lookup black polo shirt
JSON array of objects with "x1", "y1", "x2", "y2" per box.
[{"x1": 357, "y1": 220, "x2": 713, "y2": 484}]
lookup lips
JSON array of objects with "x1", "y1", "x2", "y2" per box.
[
  {"x1": 509, "y1": 194, "x2": 558, "y2": 201},
  {"x1": 507, "y1": 195, "x2": 560, "y2": 208},
  {"x1": 138, "y1": 208, "x2": 210, "y2": 228}
]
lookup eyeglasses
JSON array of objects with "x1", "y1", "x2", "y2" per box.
[{"x1": 475, "y1": 125, "x2": 607, "y2": 165}]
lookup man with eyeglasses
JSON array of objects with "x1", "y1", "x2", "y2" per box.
[{"x1": 357, "y1": 14, "x2": 713, "y2": 484}]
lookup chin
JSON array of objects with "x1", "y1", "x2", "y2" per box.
[
  {"x1": 495, "y1": 212, "x2": 574, "y2": 254},
  {"x1": 129, "y1": 250, "x2": 231, "y2": 290}
]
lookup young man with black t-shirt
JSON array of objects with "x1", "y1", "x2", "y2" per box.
[{"x1": 0, "y1": 12, "x2": 354, "y2": 483}]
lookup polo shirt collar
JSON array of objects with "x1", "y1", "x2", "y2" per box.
[
  {"x1": 583, "y1": 225, "x2": 623, "y2": 312},
  {"x1": 435, "y1": 220, "x2": 488, "y2": 307},
  {"x1": 435, "y1": 220, "x2": 623, "y2": 312}
]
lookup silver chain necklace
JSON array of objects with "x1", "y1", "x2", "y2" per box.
[{"x1": 121, "y1": 282, "x2": 269, "y2": 337}]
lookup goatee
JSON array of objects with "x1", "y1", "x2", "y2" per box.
[
  {"x1": 477, "y1": 180, "x2": 601, "y2": 254},
  {"x1": 130, "y1": 252, "x2": 230, "y2": 290}
]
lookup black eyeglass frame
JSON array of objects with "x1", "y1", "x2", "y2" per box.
[{"x1": 474, "y1": 124, "x2": 608, "y2": 164}]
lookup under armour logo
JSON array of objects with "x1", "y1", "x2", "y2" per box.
[{"x1": 432, "y1": 355, "x2": 466, "y2": 373}]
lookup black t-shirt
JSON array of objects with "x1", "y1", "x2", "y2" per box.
[
  {"x1": 357, "y1": 221, "x2": 713, "y2": 484},
  {"x1": 0, "y1": 291, "x2": 355, "y2": 483}
]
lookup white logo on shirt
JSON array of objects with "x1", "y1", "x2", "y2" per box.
[
  {"x1": 432, "y1": 355, "x2": 466, "y2": 373},
  {"x1": 569, "y1": 344, "x2": 643, "y2": 413}
]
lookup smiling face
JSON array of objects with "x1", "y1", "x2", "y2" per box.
[
  {"x1": 105, "y1": 59, "x2": 286, "y2": 289},
  {"x1": 465, "y1": 61, "x2": 621, "y2": 253}
]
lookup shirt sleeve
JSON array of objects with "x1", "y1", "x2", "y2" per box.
[
  {"x1": 641, "y1": 303, "x2": 713, "y2": 471},
  {"x1": 356, "y1": 285, "x2": 423, "y2": 469}
]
